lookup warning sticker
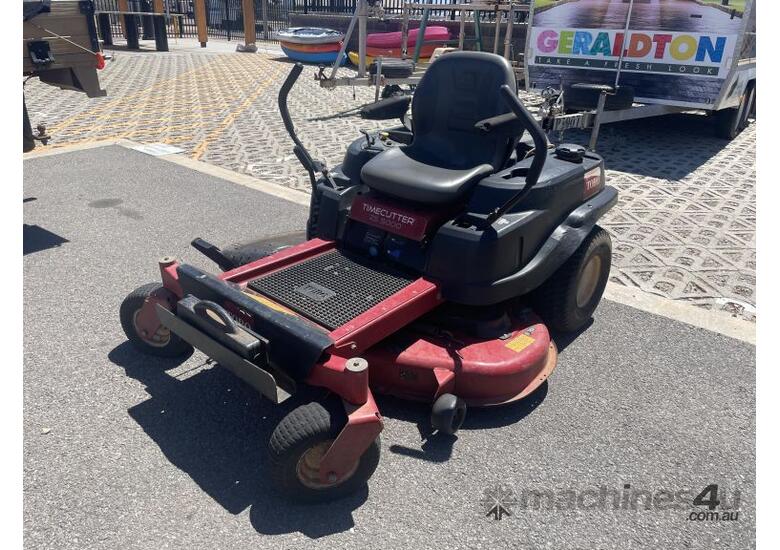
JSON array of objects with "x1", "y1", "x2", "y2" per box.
[
  {"x1": 505, "y1": 333, "x2": 535, "y2": 353},
  {"x1": 244, "y1": 292, "x2": 296, "y2": 315}
]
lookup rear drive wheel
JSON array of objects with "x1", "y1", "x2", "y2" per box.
[
  {"x1": 532, "y1": 225, "x2": 612, "y2": 333},
  {"x1": 269, "y1": 401, "x2": 381, "y2": 502},
  {"x1": 120, "y1": 283, "x2": 192, "y2": 357}
]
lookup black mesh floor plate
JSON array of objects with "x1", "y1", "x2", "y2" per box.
[{"x1": 247, "y1": 250, "x2": 416, "y2": 330}]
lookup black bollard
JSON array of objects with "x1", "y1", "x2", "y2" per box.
[
  {"x1": 124, "y1": 14, "x2": 140, "y2": 49},
  {"x1": 153, "y1": 14, "x2": 169, "y2": 52},
  {"x1": 97, "y1": 13, "x2": 113, "y2": 47}
]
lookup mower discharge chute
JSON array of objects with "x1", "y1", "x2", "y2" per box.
[{"x1": 120, "y1": 52, "x2": 617, "y2": 502}]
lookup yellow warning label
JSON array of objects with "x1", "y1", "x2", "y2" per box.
[
  {"x1": 243, "y1": 292, "x2": 294, "y2": 315},
  {"x1": 505, "y1": 333, "x2": 535, "y2": 353}
]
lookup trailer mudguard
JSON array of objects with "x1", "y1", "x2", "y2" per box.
[{"x1": 176, "y1": 264, "x2": 334, "y2": 380}]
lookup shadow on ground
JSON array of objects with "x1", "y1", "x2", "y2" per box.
[
  {"x1": 23, "y1": 223, "x2": 68, "y2": 255},
  {"x1": 108, "y1": 308, "x2": 592, "y2": 535},
  {"x1": 559, "y1": 113, "x2": 733, "y2": 179},
  {"x1": 382, "y1": 382, "x2": 548, "y2": 463},
  {"x1": 109, "y1": 341, "x2": 366, "y2": 538}
]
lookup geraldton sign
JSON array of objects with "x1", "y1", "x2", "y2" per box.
[
  {"x1": 531, "y1": 28, "x2": 736, "y2": 78},
  {"x1": 525, "y1": 0, "x2": 753, "y2": 108}
]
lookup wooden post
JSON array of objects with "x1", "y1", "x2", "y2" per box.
[
  {"x1": 242, "y1": 0, "x2": 257, "y2": 50},
  {"x1": 118, "y1": 0, "x2": 129, "y2": 38},
  {"x1": 194, "y1": 0, "x2": 208, "y2": 47}
]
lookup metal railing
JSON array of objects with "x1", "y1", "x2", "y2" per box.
[{"x1": 93, "y1": 0, "x2": 530, "y2": 46}]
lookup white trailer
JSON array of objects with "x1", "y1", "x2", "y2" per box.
[{"x1": 524, "y1": 0, "x2": 756, "y2": 145}]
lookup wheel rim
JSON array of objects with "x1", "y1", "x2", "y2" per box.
[
  {"x1": 296, "y1": 440, "x2": 359, "y2": 490},
  {"x1": 132, "y1": 309, "x2": 171, "y2": 348},
  {"x1": 576, "y1": 255, "x2": 603, "y2": 308}
]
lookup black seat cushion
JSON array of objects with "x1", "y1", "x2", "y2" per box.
[
  {"x1": 361, "y1": 51, "x2": 518, "y2": 205},
  {"x1": 360, "y1": 146, "x2": 492, "y2": 204}
]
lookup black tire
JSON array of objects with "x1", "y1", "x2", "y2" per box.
[
  {"x1": 738, "y1": 81, "x2": 755, "y2": 131},
  {"x1": 120, "y1": 283, "x2": 192, "y2": 358},
  {"x1": 431, "y1": 393, "x2": 467, "y2": 435},
  {"x1": 269, "y1": 401, "x2": 381, "y2": 503},
  {"x1": 23, "y1": 99, "x2": 35, "y2": 153},
  {"x1": 715, "y1": 81, "x2": 754, "y2": 139},
  {"x1": 532, "y1": 225, "x2": 612, "y2": 333}
]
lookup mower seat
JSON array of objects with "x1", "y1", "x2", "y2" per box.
[
  {"x1": 361, "y1": 51, "x2": 519, "y2": 205},
  {"x1": 360, "y1": 147, "x2": 493, "y2": 204}
]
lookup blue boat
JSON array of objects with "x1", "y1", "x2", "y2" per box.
[{"x1": 280, "y1": 45, "x2": 347, "y2": 65}]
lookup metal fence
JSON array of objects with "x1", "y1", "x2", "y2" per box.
[
  {"x1": 288, "y1": 0, "x2": 531, "y2": 21},
  {"x1": 93, "y1": 0, "x2": 529, "y2": 45},
  {"x1": 93, "y1": 0, "x2": 202, "y2": 40}
]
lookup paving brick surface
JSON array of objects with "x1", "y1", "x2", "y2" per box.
[{"x1": 23, "y1": 43, "x2": 756, "y2": 320}]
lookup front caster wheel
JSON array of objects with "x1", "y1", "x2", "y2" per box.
[
  {"x1": 431, "y1": 393, "x2": 467, "y2": 435},
  {"x1": 269, "y1": 401, "x2": 381, "y2": 502},
  {"x1": 119, "y1": 283, "x2": 192, "y2": 358}
]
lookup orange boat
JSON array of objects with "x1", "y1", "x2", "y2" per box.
[{"x1": 280, "y1": 40, "x2": 343, "y2": 53}]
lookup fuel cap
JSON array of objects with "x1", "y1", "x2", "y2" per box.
[{"x1": 555, "y1": 143, "x2": 587, "y2": 163}]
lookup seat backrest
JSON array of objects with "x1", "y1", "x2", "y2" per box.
[{"x1": 410, "y1": 51, "x2": 518, "y2": 171}]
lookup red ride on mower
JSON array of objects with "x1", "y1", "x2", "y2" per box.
[{"x1": 120, "y1": 52, "x2": 617, "y2": 502}]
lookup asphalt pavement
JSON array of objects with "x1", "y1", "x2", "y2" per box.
[{"x1": 23, "y1": 145, "x2": 755, "y2": 549}]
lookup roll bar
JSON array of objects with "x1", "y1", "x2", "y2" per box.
[
  {"x1": 278, "y1": 63, "x2": 333, "y2": 189},
  {"x1": 481, "y1": 85, "x2": 549, "y2": 226}
]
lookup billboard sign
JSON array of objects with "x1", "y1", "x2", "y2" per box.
[{"x1": 526, "y1": 0, "x2": 752, "y2": 108}]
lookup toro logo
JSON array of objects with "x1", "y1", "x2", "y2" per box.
[
  {"x1": 350, "y1": 195, "x2": 433, "y2": 241},
  {"x1": 583, "y1": 167, "x2": 603, "y2": 199}
]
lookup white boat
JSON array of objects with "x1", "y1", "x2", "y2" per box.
[{"x1": 274, "y1": 27, "x2": 345, "y2": 45}]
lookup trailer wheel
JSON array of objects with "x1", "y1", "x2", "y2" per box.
[
  {"x1": 738, "y1": 81, "x2": 756, "y2": 131},
  {"x1": 120, "y1": 283, "x2": 192, "y2": 357},
  {"x1": 269, "y1": 401, "x2": 381, "y2": 502},
  {"x1": 532, "y1": 225, "x2": 612, "y2": 333},
  {"x1": 715, "y1": 80, "x2": 754, "y2": 139}
]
